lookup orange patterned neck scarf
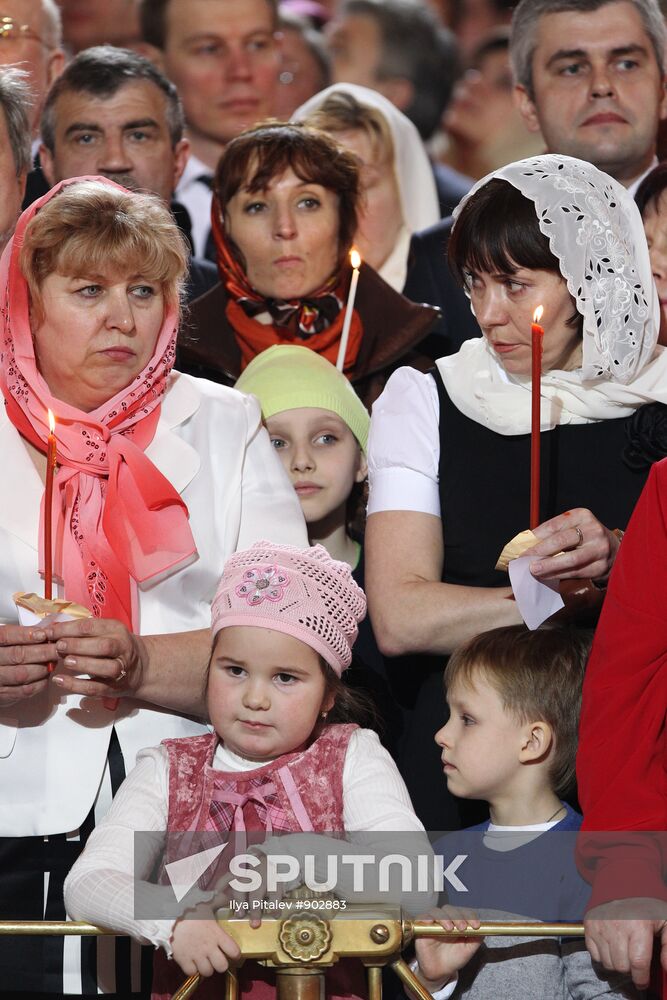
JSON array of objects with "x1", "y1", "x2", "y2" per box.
[{"x1": 211, "y1": 196, "x2": 363, "y2": 373}]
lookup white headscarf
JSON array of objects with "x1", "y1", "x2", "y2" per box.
[
  {"x1": 293, "y1": 82, "x2": 440, "y2": 234},
  {"x1": 436, "y1": 154, "x2": 667, "y2": 434}
]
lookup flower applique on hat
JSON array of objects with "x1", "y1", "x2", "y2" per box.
[
  {"x1": 235, "y1": 565, "x2": 290, "y2": 606},
  {"x1": 211, "y1": 541, "x2": 367, "y2": 677}
]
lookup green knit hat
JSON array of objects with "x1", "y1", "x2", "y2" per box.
[{"x1": 235, "y1": 346, "x2": 370, "y2": 453}]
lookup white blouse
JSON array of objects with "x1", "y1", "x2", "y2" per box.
[
  {"x1": 367, "y1": 367, "x2": 441, "y2": 517},
  {"x1": 64, "y1": 729, "x2": 429, "y2": 953},
  {"x1": 0, "y1": 373, "x2": 307, "y2": 836}
]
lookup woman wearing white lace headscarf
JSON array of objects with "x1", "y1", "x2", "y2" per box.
[
  {"x1": 363, "y1": 154, "x2": 667, "y2": 830},
  {"x1": 294, "y1": 83, "x2": 440, "y2": 293}
]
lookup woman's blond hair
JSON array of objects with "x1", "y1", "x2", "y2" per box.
[
  {"x1": 303, "y1": 90, "x2": 395, "y2": 168},
  {"x1": 20, "y1": 181, "x2": 189, "y2": 320}
]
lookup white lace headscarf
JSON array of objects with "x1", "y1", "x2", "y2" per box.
[
  {"x1": 436, "y1": 154, "x2": 667, "y2": 434},
  {"x1": 293, "y1": 83, "x2": 440, "y2": 291}
]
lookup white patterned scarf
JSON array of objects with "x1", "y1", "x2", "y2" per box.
[{"x1": 437, "y1": 154, "x2": 667, "y2": 434}]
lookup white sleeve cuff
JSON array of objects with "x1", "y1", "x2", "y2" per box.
[
  {"x1": 367, "y1": 367, "x2": 441, "y2": 516},
  {"x1": 407, "y1": 959, "x2": 458, "y2": 1000},
  {"x1": 367, "y1": 466, "x2": 441, "y2": 516}
]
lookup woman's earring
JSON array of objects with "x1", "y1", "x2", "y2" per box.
[{"x1": 320, "y1": 711, "x2": 328, "y2": 719}]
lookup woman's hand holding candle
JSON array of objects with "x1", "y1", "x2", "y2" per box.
[
  {"x1": 527, "y1": 507, "x2": 620, "y2": 582},
  {"x1": 0, "y1": 624, "x2": 59, "y2": 705},
  {"x1": 48, "y1": 617, "x2": 148, "y2": 701},
  {"x1": 0, "y1": 619, "x2": 148, "y2": 706}
]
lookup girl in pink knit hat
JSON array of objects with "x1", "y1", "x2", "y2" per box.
[{"x1": 64, "y1": 541, "x2": 426, "y2": 998}]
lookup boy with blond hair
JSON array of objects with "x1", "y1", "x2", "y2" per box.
[{"x1": 413, "y1": 625, "x2": 637, "y2": 1000}]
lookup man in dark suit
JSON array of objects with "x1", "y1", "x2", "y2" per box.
[
  {"x1": 138, "y1": 0, "x2": 282, "y2": 262},
  {"x1": 408, "y1": 0, "x2": 667, "y2": 358},
  {"x1": 403, "y1": 217, "x2": 482, "y2": 355}
]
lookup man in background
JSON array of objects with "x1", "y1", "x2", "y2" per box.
[
  {"x1": 139, "y1": 0, "x2": 282, "y2": 259},
  {"x1": 511, "y1": 0, "x2": 667, "y2": 192},
  {"x1": 0, "y1": 68, "x2": 31, "y2": 252},
  {"x1": 406, "y1": 0, "x2": 667, "y2": 356},
  {"x1": 57, "y1": 0, "x2": 142, "y2": 53},
  {"x1": 326, "y1": 0, "x2": 468, "y2": 216},
  {"x1": 0, "y1": 0, "x2": 64, "y2": 137},
  {"x1": 39, "y1": 46, "x2": 218, "y2": 301}
]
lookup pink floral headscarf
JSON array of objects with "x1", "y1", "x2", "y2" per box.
[{"x1": 0, "y1": 177, "x2": 196, "y2": 629}]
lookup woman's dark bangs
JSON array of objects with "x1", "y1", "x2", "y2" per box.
[
  {"x1": 244, "y1": 146, "x2": 292, "y2": 193},
  {"x1": 456, "y1": 214, "x2": 523, "y2": 278},
  {"x1": 244, "y1": 139, "x2": 325, "y2": 194},
  {"x1": 449, "y1": 179, "x2": 558, "y2": 284}
]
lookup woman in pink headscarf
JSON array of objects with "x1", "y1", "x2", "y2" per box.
[{"x1": 0, "y1": 177, "x2": 305, "y2": 999}]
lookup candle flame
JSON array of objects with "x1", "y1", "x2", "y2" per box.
[
  {"x1": 350, "y1": 248, "x2": 361, "y2": 269},
  {"x1": 47, "y1": 409, "x2": 55, "y2": 434},
  {"x1": 533, "y1": 305, "x2": 544, "y2": 324}
]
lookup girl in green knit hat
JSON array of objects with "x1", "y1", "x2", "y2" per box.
[
  {"x1": 236, "y1": 345, "x2": 401, "y2": 751},
  {"x1": 235, "y1": 345, "x2": 369, "y2": 571}
]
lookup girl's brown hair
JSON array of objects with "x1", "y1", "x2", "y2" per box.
[{"x1": 303, "y1": 90, "x2": 395, "y2": 170}]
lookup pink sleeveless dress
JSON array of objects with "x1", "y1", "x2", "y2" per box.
[{"x1": 152, "y1": 725, "x2": 366, "y2": 1000}]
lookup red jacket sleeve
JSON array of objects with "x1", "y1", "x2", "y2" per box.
[{"x1": 577, "y1": 459, "x2": 667, "y2": 907}]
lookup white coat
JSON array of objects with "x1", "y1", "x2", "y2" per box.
[{"x1": 0, "y1": 371, "x2": 307, "y2": 836}]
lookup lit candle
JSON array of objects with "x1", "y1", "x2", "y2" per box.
[
  {"x1": 336, "y1": 248, "x2": 361, "y2": 372},
  {"x1": 44, "y1": 409, "x2": 57, "y2": 601},
  {"x1": 530, "y1": 306, "x2": 544, "y2": 530}
]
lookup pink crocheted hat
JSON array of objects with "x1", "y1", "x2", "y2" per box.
[{"x1": 210, "y1": 542, "x2": 367, "y2": 676}]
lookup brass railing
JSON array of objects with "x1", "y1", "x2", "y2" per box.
[{"x1": 0, "y1": 913, "x2": 586, "y2": 1000}]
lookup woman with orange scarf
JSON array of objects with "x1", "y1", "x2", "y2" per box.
[
  {"x1": 0, "y1": 177, "x2": 305, "y2": 998},
  {"x1": 180, "y1": 122, "x2": 439, "y2": 409}
]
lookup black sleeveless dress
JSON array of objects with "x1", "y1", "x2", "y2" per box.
[{"x1": 395, "y1": 369, "x2": 650, "y2": 832}]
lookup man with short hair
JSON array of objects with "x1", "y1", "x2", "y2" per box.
[
  {"x1": 39, "y1": 46, "x2": 218, "y2": 301},
  {"x1": 511, "y1": 0, "x2": 667, "y2": 190},
  {"x1": 325, "y1": 0, "x2": 468, "y2": 217},
  {"x1": 407, "y1": 0, "x2": 667, "y2": 357},
  {"x1": 139, "y1": 0, "x2": 282, "y2": 258},
  {"x1": 0, "y1": 67, "x2": 31, "y2": 252},
  {"x1": 0, "y1": 0, "x2": 64, "y2": 136}
]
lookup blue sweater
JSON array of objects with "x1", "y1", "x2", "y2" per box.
[
  {"x1": 430, "y1": 805, "x2": 638, "y2": 999},
  {"x1": 434, "y1": 804, "x2": 590, "y2": 922}
]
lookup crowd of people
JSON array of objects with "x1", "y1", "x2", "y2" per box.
[{"x1": 0, "y1": 1, "x2": 666, "y2": 1000}]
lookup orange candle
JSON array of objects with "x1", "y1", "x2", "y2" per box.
[
  {"x1": 44, "y1": 410, "x2": 57, "y2": 601},
  {"x1": 530, "y1": 307, "x2": 544, "y2": 530}
]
